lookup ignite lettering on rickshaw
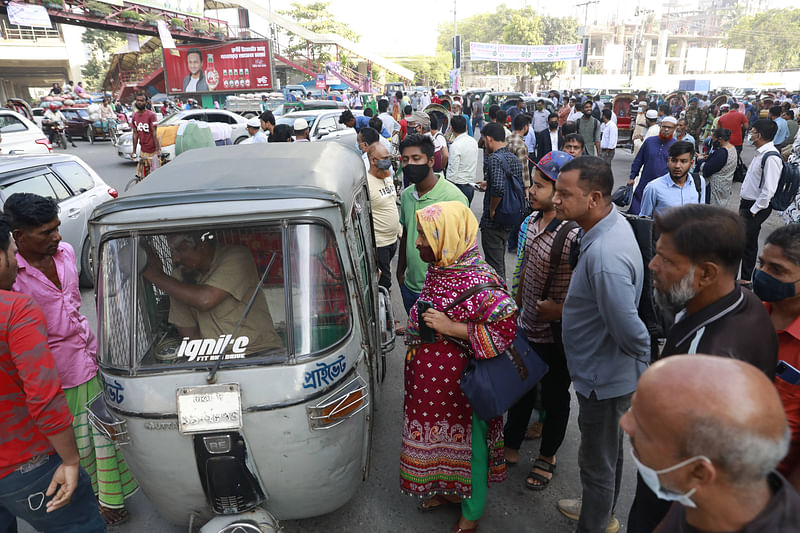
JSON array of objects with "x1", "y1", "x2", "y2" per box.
[
  {"x1": 303, "y1": 354, "x2": 347, "y2": 389},
  {"x1": 105, "y1": 379, "x2": 125, "y2": 404},
  {"x1": 177, "y1": 335, "x2": 250, "y2": 362}
]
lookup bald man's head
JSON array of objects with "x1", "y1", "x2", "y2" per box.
[
  {"x1": 622, "y1": 355, "x2": 789, "y2": 488},
  {"x1": 367, "y1": 143, "x2": 391, "y2": 175}
]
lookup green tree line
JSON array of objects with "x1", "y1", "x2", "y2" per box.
[{"x1": 725, "y1": 8, "x2": 800, "y2": 72}]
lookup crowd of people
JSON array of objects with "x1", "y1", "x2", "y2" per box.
[
  {"x1": 353, "y1": 86, "x2": 800, "y2": 533},
  {"x1": 4, "y1": 82, "x2": 800, "y2": 533}
]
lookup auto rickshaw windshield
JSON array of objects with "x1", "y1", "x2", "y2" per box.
[{"x1": 97, "y1": 222, "x2": 352, "y2": 371}]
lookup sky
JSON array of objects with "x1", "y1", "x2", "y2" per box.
[{"x1": 253, "y1": 0, "x2": 708, "y2": 57}]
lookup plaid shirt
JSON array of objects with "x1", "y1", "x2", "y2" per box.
[
  {"x1": 519, "y1": 215, "x2": 580, "y2": 343},
  {"x1": 481, "y1": 146, "x2": 524, "y2": 230},
  {"x1": 507, "y1": 133, "x2": 531, "y2": 188}
]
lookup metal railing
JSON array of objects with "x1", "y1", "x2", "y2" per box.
[{"x1": 0, "y1": 15, "x2": 62, "y2": 41}]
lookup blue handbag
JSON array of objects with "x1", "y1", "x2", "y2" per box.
[{"x1": 444, "y1": 282, "x2": 550, "y2": 421}]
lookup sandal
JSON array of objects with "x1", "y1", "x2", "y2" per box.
[
  {"x1": 504, "y1": 447, "x2": 520, "y2": 465},
  {"x1": 417, "y1": 494, "x2": 459, "y2": 513},
  {"x1": 452, "y1": 519, "x2": 479, "y2": 533},
  {"x1": 99, "y1": 505, "x2": 129, "y2": 526},
  {"x1": 394, "y1": 320, "x2": 407, "y2": 335},
  {"x1": 525, "y1": 457, "x2": 556, "y2": 491},
  {"x1": 524, "y1": 421, "x2": 543, "y2": 440}
]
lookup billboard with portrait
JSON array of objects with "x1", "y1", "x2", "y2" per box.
[{"x1": 163, "y1": 40, "x2": 273, "y2": 94}]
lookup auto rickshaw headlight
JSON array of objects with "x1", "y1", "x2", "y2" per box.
[{"x1": 307, "y1": 375, "x2": 368, "y2": 430}]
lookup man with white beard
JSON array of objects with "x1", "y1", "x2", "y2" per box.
[{"x1": 627, "y1": 203, "x2": 779, "y2": 533}]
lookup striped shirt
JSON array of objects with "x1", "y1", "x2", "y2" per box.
[{"x1": 519, "y1": 215, "x2": 580, "y2": 343}]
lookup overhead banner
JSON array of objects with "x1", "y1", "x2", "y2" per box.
[
  {"x1": 163, "y1": 40, "x2": 272, "y2": 94},
  {"x1": 7, "y1": 2, "x2": 52, "y2": 28},
  {"x1": 469, "y1": 42, "x2": 583, "y2": 63}
]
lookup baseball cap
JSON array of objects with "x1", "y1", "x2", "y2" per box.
[
  {"x1": 293, "y1": 118, "x2": 309, "y2": 131},
  {"x1": 645, "y1": 109, "x2": 658, "y2": 120},
  {"x1": 534, "y1": 151, "x2": 574, "y2": 182},
  {"x1": 246, "y1": 117, "x2": 260, "y2": 128}
]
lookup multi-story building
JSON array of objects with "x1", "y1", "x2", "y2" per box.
[{"x1": 0, "y1": 14, "x2": 85, "y2": 102}]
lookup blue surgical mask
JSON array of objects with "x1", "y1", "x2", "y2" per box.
[
  {"x1": 752, "y1": 269, "x2": 799, "y2": 302},
  {"x1": 630, "y1": 449, "x2": 710, "y2": 508}
]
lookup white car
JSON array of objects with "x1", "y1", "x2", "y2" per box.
[
  {"x1": 0, "y1": 110, "x2": 52, "y2": 155},
  {"x1": 115, "y1": 108, "x2": 250, "y2": 161},
  {"x1": 0, "y1": 153, "x2": 118, "y2": 287},
  {"x1": 276, "y1": 110, "x2": 358, "y2": 150}
]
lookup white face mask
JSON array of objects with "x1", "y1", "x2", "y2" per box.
[{"x1": 631, "y1": 449, "x2": 711, "y2": 508}]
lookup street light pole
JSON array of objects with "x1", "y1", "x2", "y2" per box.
[{"x1": 576, "y1": 0, "x2": 598, "y2": 88}]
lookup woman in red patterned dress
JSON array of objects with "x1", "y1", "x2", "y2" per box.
[{"x1": 400, "y1": 201, "x2": 517, "y2": 533}]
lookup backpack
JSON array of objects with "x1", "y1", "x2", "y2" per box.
[
  {"x1": 492, "y1": 152, "x2": 526, "y2": 227},
  {"x1": 760, "y1": 151, "x2": 800, "y2": 211},
  {"x1": 690, "y1": 172, "x2": 708, "y2": 204},
  {"x1": 567, "y1": 214, "x2": 668, "y2": 361},
  {"x1": 732, "y1": 153, "x2": 747, "y2": 183}
]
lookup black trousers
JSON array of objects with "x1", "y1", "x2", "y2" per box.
[
  {"x1": 453, "y1": 182, "x2": 474, "y2": 205},
  {"x1": 504, "y1": 341, "x2": 572, "y2": 456},
  {"x1": 627, "y1": 473, "x2": 671, "y2": 533},
  {"x1": 739, "y1": 199, "x2": 771, "y2": 281},
  {"x1": 375, "y1": 241, "x2": 397, "y2": 291}
]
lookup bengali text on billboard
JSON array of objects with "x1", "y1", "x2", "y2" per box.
[
  {"x1": 469, "y1": 42, "x2": 583, "y2": 63},
  {"x1": 163, "y1": 40, "x2": 273, "y2": 95}
]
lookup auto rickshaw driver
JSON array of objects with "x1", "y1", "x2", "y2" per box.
[{"x1": 141, "y1": 231, "x2": 282, "y2": 361}]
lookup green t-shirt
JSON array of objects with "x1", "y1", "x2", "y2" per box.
[{"x1": 399, "y1": 175, "x2": 468, "y2": 293}]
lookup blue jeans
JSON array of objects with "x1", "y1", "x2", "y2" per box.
[
  {"x1": 0, "y1": 454, "x2": 105, "y2": 533},
  {"x1": 400, "y1": 283, "x2": 420, "y2": 316}
]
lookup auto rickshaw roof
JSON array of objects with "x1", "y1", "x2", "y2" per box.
[{"x1": 91, "y1": 143, "x2": 365, "y2": 220}]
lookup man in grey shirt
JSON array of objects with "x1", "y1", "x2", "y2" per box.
[
  {"x1": 577, "y1": 100, "x2": 602, "y2": 157},
  {"x1": 553, "y1": 156, "x2": 651, "y2": 533}
]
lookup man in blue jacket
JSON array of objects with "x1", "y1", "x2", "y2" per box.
[{"x1": 627, "y1": 117, "x2": 677, "y2": 214}]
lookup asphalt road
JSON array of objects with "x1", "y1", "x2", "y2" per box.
[{"x1": 19, "y1": 136, "x2": 780, "y2": 533}]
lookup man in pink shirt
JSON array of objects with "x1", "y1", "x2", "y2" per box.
[{"x1": 6, "y1": 192, "x2": 138, "y2": 526}]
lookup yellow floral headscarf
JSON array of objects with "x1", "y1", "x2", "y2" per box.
[{"x1": 415, "y1": 201, "x2": 478, "y2": 267}]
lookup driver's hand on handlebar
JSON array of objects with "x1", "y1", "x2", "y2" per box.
[{"x1": 141, "y1": 243, "x2": 166, "y2": 280}]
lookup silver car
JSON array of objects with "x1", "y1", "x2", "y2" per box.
[
  {"x1": 116, "y1": 108, "x2": 251, "y2": 161},
  {"x1": 0, "y1": 154, "x2": 118, "y2": 287},
  {"x1": 276, "y1": 110, "x2": 357, "y2": 150}
]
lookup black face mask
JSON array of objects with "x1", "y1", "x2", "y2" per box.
[
  {"x1": 549, "y1": 122, "x2": 558, "y2": 130},
  {"x1": 404, "y1": 163, "x2": 430, "y2": 184}
]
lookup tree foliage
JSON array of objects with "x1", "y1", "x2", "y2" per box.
[
  {"x1": 81, "y1": 29, "x2": 126, "y2": 90},
  {"x1": 437, "y1": 5, "x2": 578, "y2": 84},
  {"x1": 390, "y1": 53, "x2": 452, "y2": 86},
  {"x1": 278, "y1": 1, "x2": 360, "y2": 68},
  {"x1": 725, "y1": 8, "x2": 800, "y2": 72}
]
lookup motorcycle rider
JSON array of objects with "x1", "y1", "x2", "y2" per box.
[{"x1": 42, "y1": 103, "x2": 76, "y2": 148}]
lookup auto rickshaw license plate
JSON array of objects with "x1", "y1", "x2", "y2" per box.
[{"x1": 176, "y1": 384, "x2": 242, "y2": 434}]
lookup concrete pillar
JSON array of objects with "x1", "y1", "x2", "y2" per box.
[
  {"x1": 643, "y1": 39, "x2": 653, "y2": 77},
  {"x1": 655, "y1": 29, "x2": 669, "y2": 76},
  {"x1": 678, "y1": 40, "x2": 688, "y2": 75}
]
